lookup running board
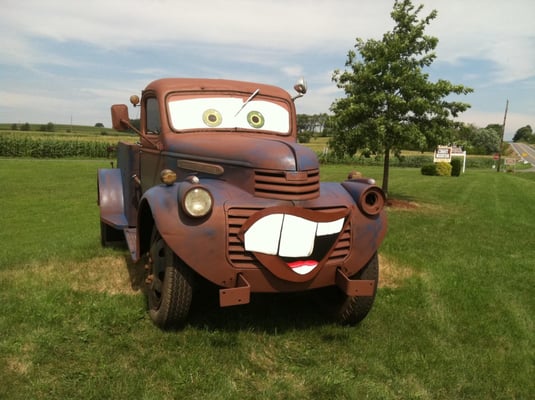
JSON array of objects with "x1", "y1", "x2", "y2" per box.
[{"x1": 124, "y1": 228, "x2": 139, "y2": 262}]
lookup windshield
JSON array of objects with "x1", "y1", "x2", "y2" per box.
[{"x1": 168, "y1": 95, "x2": 290, "y2": 134}]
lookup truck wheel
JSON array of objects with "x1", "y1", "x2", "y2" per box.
[
  {"x1": 146, "y1": 228, "x2": 194, "y2": 329},
  {"x1": 335, "y1": 253, "x2": 379, "y2": 325}
]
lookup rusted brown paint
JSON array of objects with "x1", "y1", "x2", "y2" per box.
[{"x1": 98, "y1": 78, "x2": 387, "y2": 309}]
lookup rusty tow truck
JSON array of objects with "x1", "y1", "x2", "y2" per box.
[{"x1": 97, "y1": 77, "x2": 387, "y2": 329}]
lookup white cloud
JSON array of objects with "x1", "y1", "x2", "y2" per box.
[
  {"x1": 1, "y1": 0, "x2": 533, "y2": 128},
  {"x1": 3, "y1": 0, "x2": 533, "y2": 82},
  {"x1": 426, "y1": 0, "x2": 535, "y2": 82}
]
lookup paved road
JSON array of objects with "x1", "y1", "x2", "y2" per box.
[{"x1": 509, "y1": 142, "x2": 535, "y2": 169}]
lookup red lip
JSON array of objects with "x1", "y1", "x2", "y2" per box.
[{"x1": 287, "y1": 260, "x2": 319, "y2": 275}]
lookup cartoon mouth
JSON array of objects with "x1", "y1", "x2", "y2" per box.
[{"x1": 241, "y1": 211, "x2": 345, "y2": 276}]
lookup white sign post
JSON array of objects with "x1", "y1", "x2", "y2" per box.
[{"x1": 434, "y1": 145, "x2": 466, "y2": 173}]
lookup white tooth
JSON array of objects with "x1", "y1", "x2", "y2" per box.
[
  {"x1": 244, "y1": 213, "x2": 283, "y2": 255},
  {"x1": 278, "y1": 215, "x2": 317, "y2": 257},
  {"x1": 316, "y1": 218, "x2": 344, "y2": 236},
  {"x1": 293, "y1": 264, "x2": 317, "y2": 275}
]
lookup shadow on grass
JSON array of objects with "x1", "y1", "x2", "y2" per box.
[
  {"x1": 122, "y1": 254, "x2": 351, "y2": 333},
  {"x1": 188, "y1": 282, "x2": 344, "y2": 333}
]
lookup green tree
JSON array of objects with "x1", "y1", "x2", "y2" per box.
[
  {"x1": 330, "y1": 0, "x2": 472, "y2": 195},
  {"x1": 485, "y1": 123, "x2": 502, "y2": 135},
  {"x1": 471, "y1": 128, "x2": 500, "y2": 154},
  {"x1": 39, "y1": 122, "x2": 55, "y2": 132},
  {"x1": 512, "y1": 125, "x2": 533, "y2": 143},
  {"x1": 95, "y1": 122, "x2": 104, "y2": 128},
  {"x1": 297, "y1": 113, "x2": 333, "y2": 143}
]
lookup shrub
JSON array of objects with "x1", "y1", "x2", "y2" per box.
[
  {"x1": 451, "y1": 158, "x2": 462, "y2": 176},
  {"x1": 435, "y1": 162, "x2": 452, "y2": 176},
  {"x1": 421, "y1": 163, "x2": 437, "y2": 176},
  {"x1": 297, "y1": 131, "x2": 313, "y2": 143},
  {"x1": 421, "y1": 162, "x2": 452, "y2": 176}
]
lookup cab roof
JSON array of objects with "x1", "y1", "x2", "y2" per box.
[{"x1": 144, "y1": 78, "x2": 292, "y2": 100}]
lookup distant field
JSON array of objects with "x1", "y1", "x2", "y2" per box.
[
  {"x1": 0, "y1": 159, "x2": 533, "y2": 399},
  {"x1": 0, "y1": 123, "x2": 136, "y2": 143}
]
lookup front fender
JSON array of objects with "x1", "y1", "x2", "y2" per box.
[
  {"x1": 135, "y1": 183, "x2": 181, "y2": 260},
  {"x1": 135, "y1": 180, "x2": 237, "y2": 286}
]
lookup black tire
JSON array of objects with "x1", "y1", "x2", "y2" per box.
[
  {"x1": 334, "y1": 253, "x2": 379, "y2": 325},
  {"x1": 146, "y1": 228, "x2": 194, "y2": 329}
]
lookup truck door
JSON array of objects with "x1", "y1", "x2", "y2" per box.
[{"x1": 140, "y1": 96, "x2": 164, "y2": 193}]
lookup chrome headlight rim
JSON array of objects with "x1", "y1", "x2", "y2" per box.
[{"x1": 182, "y1": 186, "x2": 213, "y2": 218}]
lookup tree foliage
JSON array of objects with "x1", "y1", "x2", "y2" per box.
[
  {"x1": 330, "y1": 0, "x2": 472, "y2": 194},
  {"x1": 39, "y1": 122, "x2": 55, "y2": 132},
  {"x1": 296, "y1": 113, "x2": 332, "y2": 143},
  {"x1": 296, "y1": 113, "x2": 331, "y2": 134},
  {"x1": 512, "y1": 125, "x2": 534, "y2": 143},
  {"x1": 452, "y1": 123, "x2": 500, "y2": 155}
]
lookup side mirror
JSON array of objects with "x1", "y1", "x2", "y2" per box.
[
  {"x1": 292, "y1": 77, "x2": 307, "y2": 101},
  {"x1": 111, "y1": 104, "x2": 130, "y2": 131}
]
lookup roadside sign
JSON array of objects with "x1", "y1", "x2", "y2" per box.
[{"x1": 434, "y1": 146, "x2": 452, "y2": 163}]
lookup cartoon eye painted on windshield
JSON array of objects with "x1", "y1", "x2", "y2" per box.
[
  {"x1": 202, "y1": 109, "x2": 222, "y2": 127},
  {"x1": 247, "y1": 111, "x2": 265, "y2": 129}
]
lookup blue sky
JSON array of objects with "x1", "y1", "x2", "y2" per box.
[{"x1": 1, "y1": 0, "x2": 533, "y2": 140}]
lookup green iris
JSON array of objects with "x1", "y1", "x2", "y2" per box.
[{"x1": 247, "y1": 111, "x2": 265, "y2": 129}]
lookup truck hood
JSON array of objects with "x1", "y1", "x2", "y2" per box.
[{"x1": 164, "y1": 133, "x2": 318, "y2": 171}]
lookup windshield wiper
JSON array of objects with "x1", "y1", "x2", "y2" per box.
[{"x1": 234, "y1": 88, "x2": 260, "y2": 116}]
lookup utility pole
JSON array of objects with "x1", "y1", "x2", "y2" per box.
[{"x1": 497, "y1": 99, "x2": 508, "y2": 172}]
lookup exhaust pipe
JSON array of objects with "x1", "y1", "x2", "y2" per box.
[
  {"x1": 359, "y1": 186, "x2": 385, "y2": 217},
  {"x1": 342, "y1": 181, "x2": 386, "y2": 217}
]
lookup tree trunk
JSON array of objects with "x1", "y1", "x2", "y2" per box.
[{"x1": 382, "y1": 146, "x2": 390, "y2": 197}]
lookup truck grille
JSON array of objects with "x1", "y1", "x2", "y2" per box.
[
  {"x1": 254, "y1": 169, "x2": 320, "y2": 200},
  {"x1": 227, "y1": 206, "x2": 351, "y2": 269}
]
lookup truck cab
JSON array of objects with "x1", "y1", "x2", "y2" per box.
[{"x1": 97, "y1": 77, "x2": 387, "y2": 329}]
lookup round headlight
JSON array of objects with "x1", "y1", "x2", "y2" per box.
[{"x1": 183, "y1": 187, "x2": 213, "y2": 218}]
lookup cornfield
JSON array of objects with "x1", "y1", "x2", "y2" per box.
[{"x1": 0, "y1": 135, "x2": 115, "y2": 158}]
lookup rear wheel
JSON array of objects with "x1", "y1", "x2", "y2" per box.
[
  {"x1": 334, "y1": 253, "x2": 379, "y2": 325},
  {"x1": 146, "y1": 228, "x2": 194, "y2": 329}
]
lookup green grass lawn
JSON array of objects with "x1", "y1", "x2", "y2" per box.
[{"x1": 0, "y1": 159, "x2": 533, "y2": 399}]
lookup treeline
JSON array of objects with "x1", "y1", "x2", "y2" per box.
[
  {"x1": 6, "y1": 122, "x2": 109, "y2": 134},
  {"x1": 297, "y1": 114, "x2": 531, "y2": 156},
  {"x1": 9, "y1": 122, "x2": 57, "y2": 132}
]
